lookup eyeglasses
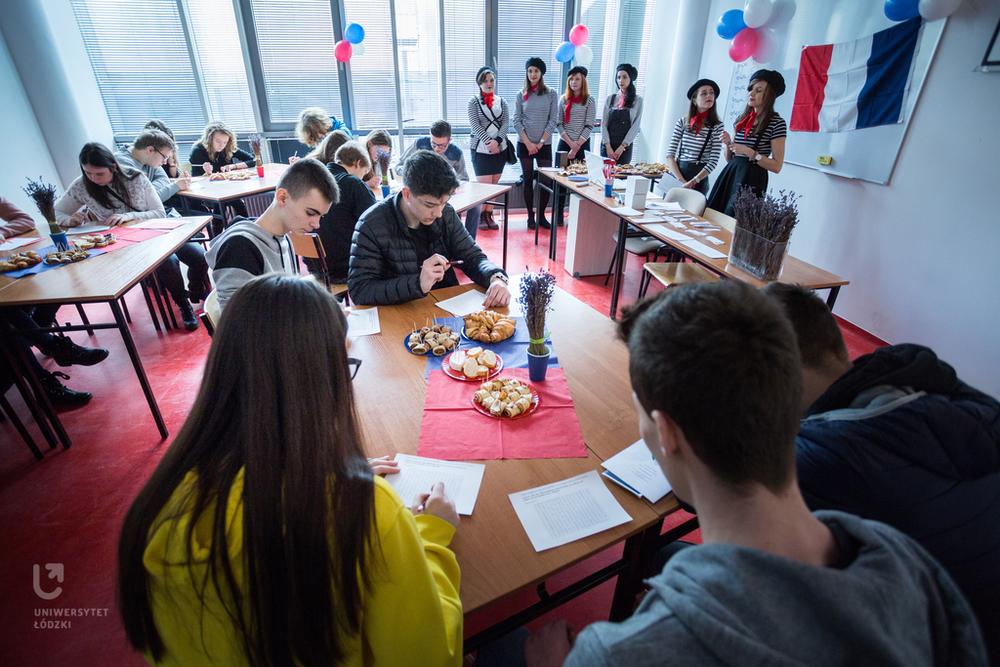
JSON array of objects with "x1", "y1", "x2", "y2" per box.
[
  {"x1": 348, "y1": 357, "x2": 362, "y2": 381},
  {"x1": 430, "y1": 139, "x2": 450, "y2": 150},
  {"x1": 155, "y1": 148, "x2": 172, "y2": 163}
]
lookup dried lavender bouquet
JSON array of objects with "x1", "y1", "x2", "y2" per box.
[
  {"x1": 517, "y1": 268, "x2": 556, "y2": 355},
  {"x1": 22, "y1": 177, "x2": 61, "y2": 235}
]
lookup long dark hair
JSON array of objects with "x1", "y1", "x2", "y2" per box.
[
  {"x1": 685, "y1": 95, "x2": 720, "y2": 129},
  {"x1": 118, "y1": 274, "x2": 377, "y2": 667},
  {"x1": 79, "y1": 142, "x2": 139, "y2": 211},
  {"x1": 734, "y1": 78, "x2": 777, "y2": 138}
]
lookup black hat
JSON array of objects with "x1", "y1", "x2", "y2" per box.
[
  {"x1": 568, "y1": 65, "x2": 588, "y2": 78},
  {"x1": 476, "y1": 65, "x2": 496, "y2": 82},
  {"x1": 525, "y1": 57, "x2": 546, "y2": 75},
  {"x1": 687, "y1": 78, "x2": 720, "y2": 100},
  {"x1": 616, "y1": 63, "x2": 638, "y2": 81},
  {"x1": 749, "y1": 69, "x2": 786, "y2": 97}
]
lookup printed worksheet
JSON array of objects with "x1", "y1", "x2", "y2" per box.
[
  {"x1": 346, "y1": 307, "x2": 380, "y2": 337},
  {"x1": 385, "y1": 454, "x2": 486, "y2": 515},
  {"x1": 509, "y1": 470, "x2": 632, "y2": 552},
  {"x1": 601, "y1": 440, "x2": 672, "y2": 502}
]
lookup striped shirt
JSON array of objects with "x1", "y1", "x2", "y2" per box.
[
  {"x1": 731, "y1": 114, "x2": 787, "y2": 158},
  {"x1": 667, "y1": 118, "x2": 724, "y2": 173},
  {"x1": 468, "y1": 95, "x2": 510, "y2": 153},
  {"x1": 514, "y1": 88, "x2": 559, "y2": 144},
  {"x1": 556, "y1": 95, "x2": 596, "y2": 143}
]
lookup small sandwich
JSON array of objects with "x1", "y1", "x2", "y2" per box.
[{"x1": 449, "y1": 350, "x2": 467, "y2": 372}]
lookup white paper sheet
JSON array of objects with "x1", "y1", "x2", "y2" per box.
[
  {"x1": 346, "y1": 307, "x2": 381, "y2": 337},
  {"x1": 690, "y1": 222, "x2": 719, "y2": 229},
  {"x1": 0, "y1": 237, "x2": 44, "y2": 251},
  {"x1": 687, "y1": 230, "x2": 708, "y2": 237},
  {"x1": 679, "y1": 238, "x2": 728, "y2": 259},
  {"x1": 434, "y1": 289, "x2": 486, "y2": 317},
  {"x1": 538, "y1": 167, "x2": 563, "y2": 173},
  {"x1": 385, "y1": 454, "x2": 486, "y2": 516},
  {"x1": 601, "y1": 440, "x2": 672, "y2": 502},
  {"x1": 642, "y1": 224, "x2": 692, "y2": 242},
  {"x1": 65, "y1": 224, "x2": 112, "y2": 235},
  {"x1": 509, "y1": 470, "x2": 632, "y2": 552},
  {"x1": 646, "y1": 201, "x2": 684, "y2": 212},
  {"x1": 705, "y1": 236, "x2": 725, "y2": 246},
  {"x1": 607, "y1": 205, "x2": 644, "y2": 217}
]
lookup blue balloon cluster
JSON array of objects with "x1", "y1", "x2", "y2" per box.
[
  {"x1": 555, "y1": 40, "x2": 576, "y2": 63},
  {"x1": 884, "y1": 0, "x2": 919, "y2": 21},
  {"x1": 716, "y1": 9, "x2": 746, "y2": 40},
  {"x1": 345, "y1": 23, "x2": 365, "y2": 44}
]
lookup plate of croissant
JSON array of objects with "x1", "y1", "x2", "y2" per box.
[
  {"x1": 442, "y1": 347, "x2": 503, "y2": 381},
  {"x1": 463, "y1": 310, "x2": 516, "y2": 344},
  {"x1": 472, "y1": 377, "x2": 539, "y2": 419},
  {"x1": 0, "y1": 250, "x2": 43, "y2": 272}
]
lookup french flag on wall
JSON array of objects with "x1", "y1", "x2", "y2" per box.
[{"x1": 790, "y1": 17, "x2": 922, "y2": 133}]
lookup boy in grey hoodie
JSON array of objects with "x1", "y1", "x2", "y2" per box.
[
  {"x1": 509, "y1": 282, "x2": 987, "y2": 667},
  {"x1": 206, "y1": 159, "x2": 338, "y2": 311}
]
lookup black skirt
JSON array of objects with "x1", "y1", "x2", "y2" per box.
[
  {"x1": 707, "y1": 156, "x2": 769, "y2": 216},
  {"x1": 472, "y1": 148, "x2": 508, "y2": 176}
]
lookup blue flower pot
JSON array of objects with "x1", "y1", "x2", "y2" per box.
[
  {"x1": 381, "y1": 185, "x2": 391, "y2": 198},
  {"x1": 527, "y1": 346, "x2": 550, "y2": 382},
  {"x1": 50, "y1": 231, "x2": 70, "y2": 251}
]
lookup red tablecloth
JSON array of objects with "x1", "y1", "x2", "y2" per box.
[{"x1": 418, "y1": 368, "x2": 587, "y2": 460}]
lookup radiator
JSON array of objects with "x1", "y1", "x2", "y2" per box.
[{"x1": 243, "y1": 192, "x2": 274, "y2": 217}]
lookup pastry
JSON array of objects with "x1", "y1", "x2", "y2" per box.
[
  {"x1": 473, "y1": 376, "x2": 538, "y2": 418},
  {"x1": 0, "y1": 250, "x2": 43, "y2": 271},
  {"x1": 464, "y1": 310, "x2": 516, "y2": 344},
  {"x1": 407, "y1": 324, "x2": 461, "y2": 355}
]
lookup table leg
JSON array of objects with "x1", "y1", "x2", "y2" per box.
[
  {"x1": 0, "y1": 394, "x2": 42, "y2": 460},
  {"x1": 502, "y1": 191, "x2": 509, "y2": 272},
  {"x1": 75, "y1": 304, "x2": 95, "y2": 336},
  {"x1": 826, "y1": 286, "x2": 841, "y2": 309},
  {"x1": 609, "y1": 216, "x2": 628, "y2": 319},
  {"x1": 549, "y1": 181, "x2": 559, "y2": 262},
  {"x1": 609, "y1": 521, "x2": 662, "y2": 622},
  {"x1": 140, "y1": 279, "x2": 161, "y2": 332},
  {"x1": 2, "y1": 332, "x2": 70, "y2": 450},
  {"x1": 110, "y1": 300, "x2": 168, "y2": 439}
]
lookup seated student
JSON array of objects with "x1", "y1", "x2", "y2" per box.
[
  {"x1": 307, "y1": 141, "x2": 377, "y2": 284},
  {"x1": 397, "y1": 120, "x2": 483, "y2": 240},
  {"x1": 205, "y1": 158, "x2": 338, "y2": 311},
  {"x1": 763, "y1": 282, "x2": 1000, "y2": 661},
  {"x1": 348, "y1": 150, "x2": 510, "y2": 307},
  {"x1": 304, "y1": 128, "x2": 352, "y2": 166},
  {"x1": 189, "y1": 121, "x2": 255, "y2": 177},
  {"x1": 117, "y1": 273, "x2": 463, "y2": 667},
  {"x1": 115, "y1": 130, "x2": 211, "y2": 305},
  {"x1": 513, "y1": 282, "x2": 987, "y2": 667},
  {"x1": 142, "y1": 119, "x2": 192, "y2": 210},
  {"x1": 0, "y1": 194, "x2": 37, "y2": 238},
  {"x1": 291, "y1": 106, "x2": 353, "y2": 164},
  {"x1": 362, "y1": 129, "x2": 394, "y2": 194}
]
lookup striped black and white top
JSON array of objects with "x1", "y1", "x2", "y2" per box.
[
  {"x1": 667, "y1": 118, "x2": 724, "y2": 173},
  {"x1": 468, "y1": 94, "x2": 510, "y2": 154},
  {"x1": 556, "y1": 95, "x2": 596, "y2": 143},
  {"x1": 513, "y1": 88, "x2": 559, "y2": 144},
  {"x1": 731, "y1": 114, "x2": 787, "y2": 157}
]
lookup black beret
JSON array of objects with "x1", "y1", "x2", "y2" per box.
[
  {"x1": 750, "y1": 69, "x2": 786, "y2": 97},
  {"x1": 687, "y1": 78, "x2": 720, "y2": 100},
  {"x1": 616, "y1": 63, "x2": 638, "y2": 81},
  {"x1": 568, "y1": 65, "x2": 588, "y2": 78},
  {"x1": 476, "y1": 66, "x2": 496, "y2": 82},
  {"x1": 525, "y1": 57, "x2": 546, "y2": 75}
]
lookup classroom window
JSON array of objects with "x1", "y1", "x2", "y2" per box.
[
  {"x1": 343, "y1": 0, "x2": 399, "y2": 133},
  {"x1": 496, "y1": 0, "x2": 567, "y2": 109},
  {"x1": 443, "y1": 0, "x2": 486, "y2": 131}
]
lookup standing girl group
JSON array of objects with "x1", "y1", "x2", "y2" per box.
[{"x1": 468, "y1": 58, "x2": 642, "y2": 231}]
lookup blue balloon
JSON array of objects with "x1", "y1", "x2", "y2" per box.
[
  {"x1": 884, "y1": 0, "x2": 919, "y2": 21},
  {"x1": 716, "y1": 9, "x2": 746, "y2": 40},
  {"x1": 345, "y1": 23, "x2": 365, "y2": 44},
  {"x1": 555, "y1": 41, "x2": 576, "y2": 63}
]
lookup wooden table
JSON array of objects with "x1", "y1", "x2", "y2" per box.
[
  {"x1": 349, "y1": 283, "x2": 679, "y2": 650},
  {"x1": 176, "y1": 163, "x2": 288, "y2": 231},
  {"x1": 547, "y1": 173, "x2": 849, "y2": 318},
  {"x1": 0, "y1": 216, "x2": 213, "y2": 439},
  {"x1": 448, "y1": 182, "x2": 512, "y2": 271}
]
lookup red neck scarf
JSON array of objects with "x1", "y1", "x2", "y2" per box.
[
  {"x1": 689, "y1": 110, "x2": 710, "y2": 135},
  {"x1": 482, "y1": 92, "x2": 495, "y2": 108},
  {"x1": 565, "y1": 96, "x2": 581, "y2": 124},
  {"x1": 616, "y1": 93, "x2": 626, "y2": 110},
  {"x1": 734, "y1": 109, "x2": 758, "y2": 139},
  {"x1": 524, "y1": 83, "x2": 539, "y2": 102}
]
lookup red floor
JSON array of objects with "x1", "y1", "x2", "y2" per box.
[{"x1": 0, "y1": 212, "x2": 885, "y2": 665}]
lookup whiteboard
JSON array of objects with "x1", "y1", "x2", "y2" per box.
[{"x1": 721, "y1": 2, "x2": 946, "y2": 185}]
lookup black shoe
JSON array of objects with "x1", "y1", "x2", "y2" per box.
[
  {"x1": 179, "y1": 303, "x2": 199, "y2": 331},
  {"x1": 35, "y1": 333, "x2": 109, "y2": 367},
  {"x1": 189, "y1": 283, "x2": 208, "y2": 303},
  {"x1": 527, "y1": 213, "x2": 536, "y2": 230},
  {"x1": 39, "y1": 370, "x2": 92, "y2": 407},
  {"x1": 538, "y1": 215, "x2": 551, "y2": 230}
]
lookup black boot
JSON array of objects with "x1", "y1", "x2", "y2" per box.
[
  {"x1": 39, "y1": 370, "x2": 92, "y2": 407},
  {"x1": 526, "y1": 210, "x2": 536, "y2": 230},
  {"x1": 538, "y1": 214, "x2": 551, "y2": 230},
  {"x1": 178, "y1": 302, "x2": 199, "y2": 331},
  {"x1": 34, "y1": 333, "x2": 109, "y2": 367}
]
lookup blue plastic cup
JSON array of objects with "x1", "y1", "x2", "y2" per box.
[
  {"x1": 381, "y1": 185, "x2": 391, "y2": 198},
  {"x1": 50, "y1": 231, "x2": 70, "y2": 251},
  {"x1": 604, "y1": 181, "x2": 614, "y2": 198},
  {"x1": 527, "y1": 346, "x2": 550, "y2": 382}
]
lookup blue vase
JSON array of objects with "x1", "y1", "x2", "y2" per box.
[
  {"x1": 381, "y1": 185, "x2": 391, "y2": 198},
  {"x1": 50, "y1": 231, "x2": 70, "y2": 251},
  {"x1": 527, "y1": 345, "x2": 550, "y2": 382}
]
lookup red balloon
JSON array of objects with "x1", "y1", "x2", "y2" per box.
[
  {"x1": 569, "y1": 24, "x2": 589, "y2": 46},
  {"x1": 729, "y1": 27, "x2": 758, "y2": 62},
  {"x1": 335, "y1": 40, "x2": 353, "y2": 62}
]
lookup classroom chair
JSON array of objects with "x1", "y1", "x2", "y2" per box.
[
  {"x1": 288, "y1": 232, "x2": 349, "y2": 302},
  {"x1": 200, "y1": 290, "x2": 220, "y2": 337},
  {"x1": 702, "y1": 207, "x2": 735, "y2": 231}
]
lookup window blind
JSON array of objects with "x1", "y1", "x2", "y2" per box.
[
  {"x1": 444, "y1": 0, "x2": 485, "y2": 130},
  {"x1": 249, "y1": 0, "x2": 344, "y2": 125},
  {"x1": 344, "y1": 0, "x2": 398, "y2": 133},
  {"x1": 185, "y1": 0, "x2": 256, "y2": 133},
  {"x1": 496, "y1": 0, "x2": 566, "y2": 113},
  {"x1": 395, "y1": 0, "x2": 442, "y2": 131},
  {"x1": 70, "y1": 0, "x2": 205, "y2": 137},
  {"x1": 578, "y1": 0, "x2": 615, "y2": 107},
  {"x1": 618, "y1": 0, "x2": 654, "y2": 96}
]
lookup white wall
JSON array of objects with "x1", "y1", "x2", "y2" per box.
[{"x1": 641, "y1": 0, "x2": 1000, "y2": 398}]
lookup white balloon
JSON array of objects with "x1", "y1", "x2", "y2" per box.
[
  {"x1": 752, "y1": 29, "x2": 777, "y2": 63},
  {"x1": 575, "y1": 44, "x2": 593, "y2": 66},
  {"x1": 743, "y1": 0, "x2": 773, "y2": 29},
  {"x1": 919, "y1": 0, "x2": 962, "y2": 21},
  {"x1": 352, "y1": 42, "x2": 365, "y2": 56}
]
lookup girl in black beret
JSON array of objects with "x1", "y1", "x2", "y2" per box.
[
  {"x1": 554, "y1": 65, "x2": 596, "y2": 222},
  {"x1": 707, "y1": 69, "x2": 787, "y2": 216},
  {"x1": 665, "y1": 78, "x2": 723, "y2": 196},
  {"x1": 601, "y1": 63, "x2": 643, "y2": 165},
  {"x1": 514, "y1": 57, "x2": 559, "y2": 230},
  {"x1": 468, "y1": 65, "x2": 510, "y2": 230}
]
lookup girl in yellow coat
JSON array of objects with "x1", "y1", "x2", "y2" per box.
[{"x1": 117, "y1": 273, "x2": 463, "y2": 667}]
